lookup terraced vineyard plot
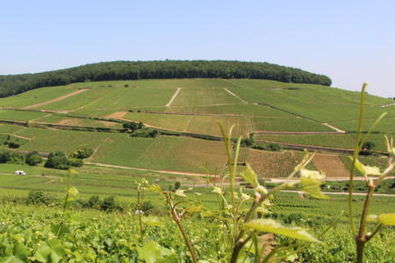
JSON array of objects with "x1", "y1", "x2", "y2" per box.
[
  {"x1": 255, "y1": 134, "x2": 356, "y2": 149},
  {"x1": 0, "y1": 85, "x2": 80, "y2": 108},
  {"x1": 0, "y1": 164, "x2": 189, "y2": 199},
  {"x1": 252, "y1": 117, "x2": 332, "y2": 132},
  {"x1": 312, "y1": 154, "x2": 350, "y2": 177},
  {"x1": 125, "y1": 112, "x2": 251, "y2": 137},
  {"x1": 93, "y1": 136, "x2": 226, "y2": 173},
  {"x1": 0, "y1": 110, "x2": 49, "y2": 122},
  {"x1": 36, "y1": 114, "x2": 122, "y2": 128},
  {"x1": 0, "y1": 124, "x2": 25, "y2": 134},
  {"x1": 247, "y1": 150, "x2": 304, "y2": 178},
  {"x1": 226, "y1": 79, "x2": 394, "y2": 122},
  {"x1": 167, "y1": 104, "x2": 292, "y2": 117},
  {"x1": 332, "y1": 117, "x2": 395, "y2": 133},
  {"x1": 15, "y1": 128, "x2": 111, "y2": 153},
  {"x1": 169, "y1": 86, "x2": 243, "y2": 108}
]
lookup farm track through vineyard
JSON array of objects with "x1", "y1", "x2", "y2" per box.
[{"x1": 22, "y1": 89, "x2": 88, "y2": 109}]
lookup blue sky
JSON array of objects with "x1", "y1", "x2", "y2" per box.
[{"x1": 1, "y1": 0, "x2": 394, "y2": 97}]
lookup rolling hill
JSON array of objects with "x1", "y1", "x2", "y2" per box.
[
  {"x1": 0, "y1": 60, "x2": 332, "y2": 97},
  {"x1": 0, "y1": 77, "x2": 393, "y2": 180}
]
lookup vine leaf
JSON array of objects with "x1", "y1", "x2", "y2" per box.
[
  {"x1": 137, "y1": 241, "x2": 173, "y2": 263},
  {"x1": 244, "y1": 219, "x2": 319, "y2": 242},
  {"x1": 241, "y1": 163, "x2": 259, "y2": 188},
  {"x1": 299, "y1": 169, "x2": 329, "y2": 199},
  {"x1": 353, "y1": 158, "x2": 381, "y2": 176}
]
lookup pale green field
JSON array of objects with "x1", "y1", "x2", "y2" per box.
[{"x1": 125, "y1": 112, "x2": 251, "y2": 137}]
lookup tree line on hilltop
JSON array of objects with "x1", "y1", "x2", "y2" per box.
[{"x1": 0, "y1": 60, "x2": 332, "y2": 97}]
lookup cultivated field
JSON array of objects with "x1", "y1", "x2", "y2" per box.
[{"x1": 0, "y1": 78, "x2": 393, "y2": 178}]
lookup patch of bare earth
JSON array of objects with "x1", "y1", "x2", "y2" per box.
[
  {"x1": 313, "y1": 154, "x2": 349, "y2": 178},
  {"x1": 23, "y1": 89, "x2": 88, "y2": 109},
  {"x1": 105, "y1": 111, "x2": 128, "y2": 119}
]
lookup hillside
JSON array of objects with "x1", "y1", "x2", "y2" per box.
[
  {"x1": 0, "y1": 78, "x2": 393, "y2": 179},
  {"x1": 0, "y1": 60, "x2": 332, "y2": 97},
  {"x1": 0, "y1": 77, "x2": 394, "y2": 262}
]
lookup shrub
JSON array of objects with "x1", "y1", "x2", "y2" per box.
[
  {"x1": 7, "y1": 141, "x2": 20, "y2": 149},
  {"x1": 100, "y1": 196, "x2": 122, "y2": 212},
  {"x1": 45, "y1": 151, "x2": 70, "y2": 170},
  {"x1": 359, "y1": 141, "x2": 375, "y2": 156},
  {"x1": 141, "y1": 201, "x2": 154, "y2": 214},
  {"x1": 130, "y1": 128, "x2": 158, "y2": 138},
  {"x1": 268, "y1": 143, "x2": 282, "y2": 151},
  {"x1": 68, "y1": 158, "x2": 83, "y2": 167},
  {"x1": 26, "y1": 191, "x2": 56, "y2": 206},
  {"x1": 71, "y1": 146, "x2": 94, "y2": 159},
  {"x1": 240, "y1": 138, "x2": 254, "y2": 147},
  {"x1": 25, "y1": 151, "x2": 43, "y2": 166},
  {"x1": 123, "y1": 122, "x2": 143, "y2": 131},
  {"x1": 77, "y1": 195, "x2": 102, "y2": 209}
]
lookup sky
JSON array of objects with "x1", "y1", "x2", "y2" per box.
[{"x1": 1, "y1": 0, "x2": 394, "y2": 97}]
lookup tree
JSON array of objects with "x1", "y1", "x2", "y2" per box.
[
  {"x1": 25, "y1": 151, "x2": 43, "y2": 166},
  {"x1": 0, "y1": 151, "x2": 24, "y2": 164},
  {"x1": 45, "y1": 151, "x2": 70, "y2": 170}
]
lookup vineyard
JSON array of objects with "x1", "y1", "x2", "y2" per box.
[{"x1": 0, "y1": 78, "x2": 394, "y2": 262}]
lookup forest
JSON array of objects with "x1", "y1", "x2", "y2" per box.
[{"x1": 0, "y1": 60, "x2": 332, "y2": 97}]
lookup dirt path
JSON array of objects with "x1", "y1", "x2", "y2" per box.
[
  {"x1": 23, "y1": 89, "x2": 88, "y2": 109},
  {"x1": 380, "y1": 102, "x2": 395, "y2": 108},
  {"x1": 322, "y1": 123, "x2": 346, "y2": 133},
  {"x1": 223, "y1": 88, "x2": 248, "y2": 104},
  {"x1": 166, "y1": 88, "x2": 181, "y2": 107},
  {"x1": 1, "y1": 133, "x2": 32, "y2": 141},
  {"x1": 86, "y1": 162, "x2": 217, "y2": 178},
  {"x1": 313, "y1": 154, "x2": 350, "y2": 177},
  {"x1": 282, "y1": 190, "x2": 395, "y2": 197}
]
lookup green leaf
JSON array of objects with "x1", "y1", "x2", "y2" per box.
[
  {"x1": 244, "y1": 219, "x2": 319, "y2": 242},
  {"x1": 51, "y1": 223, "x2": 70, "y2": 237},
  {"x1": 299, "y1": 169, "x2": 329, "y2": 199},
  {"x1": 378, "y1": 213, "x2": 395, "y2": 226},
  {"x1": 241, "y1": 163, "x2": 259, "y2": 187},
  {"x1": 33, "y1": 244, "x2": 51, "y2": 263},
  {"x1": 0, "y1": 256, "x2": 25, "y2": 263},
  {"x1": 142, "y1": 216, "x2": 164, "y2": 227},
  {"x1": 13, "y1": 243, "x2": 28, "y2": 261},
  {"x1": 137, "y1": 241, "x2": 172, "y2": 263}
]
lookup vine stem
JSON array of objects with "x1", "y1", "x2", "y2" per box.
[
  {"x1": 348, "y1": 83, "x2": 367, "y2": 236},
  {"x1": 165, "y1": 193, "x2": 198, "y2": 263},
  {"x1": 356, "y1": 182, "x2": 375, "y2": 263}
]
